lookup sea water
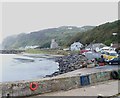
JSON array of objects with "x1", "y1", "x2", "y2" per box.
[{"x1": 0, "y1": 54, "x2": 59, "y2": 82}]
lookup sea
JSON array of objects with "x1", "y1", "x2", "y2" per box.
[{"x1": 0, "y1": 54, "x2": 59, "y2": 82}]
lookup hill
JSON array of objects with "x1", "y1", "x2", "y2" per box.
[
  {"x1": 66, "y1": 20, "x2": 120, "y2": 46},
  {"x1": 3, "y1": 20, "x2": 120, "y2": 49},
  {"x1": 2, "y1": 26, "x2": 94, "y2": 49}
]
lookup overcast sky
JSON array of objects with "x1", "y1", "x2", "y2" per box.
[{"x1": 1, "y1": 2, "x2": 118, "y2": 41}]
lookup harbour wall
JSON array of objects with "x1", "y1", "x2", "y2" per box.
[{"x1": 1, "y1": 68, "x2": 120, "y2": 97}]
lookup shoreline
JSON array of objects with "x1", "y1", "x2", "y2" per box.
[
  {"x1": 0, "y1": 53, "x2": 93, "y2": 83},
  {"x1": 1, "y1": 53, "x2": 60, "y2": 83}
]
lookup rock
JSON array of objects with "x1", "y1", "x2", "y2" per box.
[
  {"x1": 0, "y1": 50, "x2": 25, "y2": 54},
  {"x1": 46, "y1": 54, "x2": 94, "y2": 78},
  {"x1": 45, "y1": 75, "x2": 53, "y2": 77},
  {"x1": 55, "y1": 54, "x2": 93, "y2": 74}
]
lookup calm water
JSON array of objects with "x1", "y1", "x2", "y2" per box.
[{"x1": 1, "y1": 54, "x2": 59, "y2": 82}]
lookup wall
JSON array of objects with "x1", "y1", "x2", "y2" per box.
[
  {"x1": 2, "y1": 75, "x2": 80, "y2": 97},
  {"x1": 89, "y1": 71, "x2": 111, "y2": 84},
  {"x1": 1, "y1": 69, "x2": 119, "y2": 97}
]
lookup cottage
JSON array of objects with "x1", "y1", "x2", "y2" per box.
[
  {"x1": 111, "y1": 43, "x2": 120, "y2": 49},
  {"x1": 100, "y1": 46, "x2": 114, "y2": 51},
  {"x1": 86, "y1": 43, "x2": 107, "y2": 52},
  {"x1": 70, "y1": 42, "x2": 83, "y2": 51},
  {"x1": 24, "y1": 45, "x2": 39, "y2": 50}
]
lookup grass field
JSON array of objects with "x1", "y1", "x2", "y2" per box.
[
  {"x1": 25, "y1": 49, "x2": 73, "y2": 55},
  {"x1": 25, "y1": 49, "x2": 80, "y2": 55}
]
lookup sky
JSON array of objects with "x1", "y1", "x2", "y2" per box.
[{"x1": 1, "y1": 2, "x2": 118, "y2": 42}]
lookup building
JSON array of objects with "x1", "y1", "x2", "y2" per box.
[
  {"x1": 70, "y1": 42, "x2": 83, "y2": 51},
  {"x1": 111, "y1": 43, "x2": 120, "y2": 49},
  {"x1": 86, "y1": 43, "x2": 107, "y2": 52},
  {"x1": 19, "y1": 45, "x2": 39, "y2": 50},
  {"x1": 100, "y1": 46, "x2": 114, "y2": 51},
  {"x1": 50, "y1": 39, "x2": 59, "y2": 49}
]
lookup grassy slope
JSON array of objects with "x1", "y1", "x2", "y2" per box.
[{"x1": 67, "y1": 20, "x2": 120, "y2": 46}]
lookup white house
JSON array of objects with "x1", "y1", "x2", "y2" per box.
[
  {"x1": 70, "y1": 42, "x2": 83, "y2": 51},
  {"x1": 24, "y1": 45, "x2": 39, "y2": 50},
  {"x1": 85, "y1": 43, "x2": 107, "y2": 52},
  {"x1": 100, "y1": 46, "x2": 114, "y2": 51}
]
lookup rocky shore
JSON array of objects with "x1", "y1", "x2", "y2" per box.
[
  {"x1": 0, "y1": 50, "x2": 25, "y2": 54},
  {"x1": 45, "y1": 54, "x2": 93, "y2": 77}
]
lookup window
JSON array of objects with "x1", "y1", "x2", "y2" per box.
[
  {"x1": 106, "y1": 52, "x2": 109, "y2": 55},
  {"x1": 109, "y1": 53, "x2": 117, "y2": 56}
]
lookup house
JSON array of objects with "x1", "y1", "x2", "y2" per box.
[
  {"x1": 86, "y1": 43, "x2": 107, "y2": 52},
  {"x1": 111, "y1": 43, "x2": 120, "y2": 49},
  {"x1": 50, "y1": 39, "x2": 59, "y2": 49},
  {"x1": 70, "y1": 42, "x2": 83, "y2": 51},
  {"x1": 100, "y1": 46, "x2": 114, "y2": 51},
  {"x1": 22, "y1": 45, "x2": 39, "y2": 50}
]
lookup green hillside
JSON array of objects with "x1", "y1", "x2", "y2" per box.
[
  {"x1": 2, "y1": 20, "x2": 120, "y2": 49},
  {"x1": 2, "y1": 26, "x2": 94, "y2": 49},
  {"x1": 66, "y1": 20, "x2": 120, "y2": 46}
]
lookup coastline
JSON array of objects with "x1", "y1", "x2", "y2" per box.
[{"x1": 1, "y1": 53, "x2": 60, "y2": 83}]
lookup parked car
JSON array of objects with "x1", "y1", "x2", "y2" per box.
[
  {"x1": 106, "y1": 57, "x2": 120, "y2": 65},
  {"x1": 80, "y1": 50, "x2": 89, "y2": 55},
  {"x1": 102, "y1": 51, "x2": 118, "y2": 60}
]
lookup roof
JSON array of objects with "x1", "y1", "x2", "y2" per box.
[
  {"x1": 71, "y1": 42, "x2": 83, "y2": 46},
  {"x1": 111, "y1": 43, "x2": 120, "y2": 48},
  {"x1": 101, "y1": 47, "x2": 111, "y2": 49},
  {"x1": 86, "y1": 43, "x2": 107, "y2": 48},
  {"x1": 107, "y1": 50, "x2": 117, "y2": 53}
]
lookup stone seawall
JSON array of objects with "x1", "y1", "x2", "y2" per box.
[
  {"x1": 1, "y1": 66, "x2": 120, "y2": 97},
  {"x1": 0, "y1": 50, "x2": 25, "y2": 54},
  {"x1": 1, "y1": 75, "x2": 80, "y2": 97}
]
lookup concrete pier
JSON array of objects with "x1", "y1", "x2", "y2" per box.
[
  {"x1": 1, "y1": 65, "x2": 120, "y2": 97},
  {"x1": 37, "y1": 80, "x2": 119, "y2": 96}
]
